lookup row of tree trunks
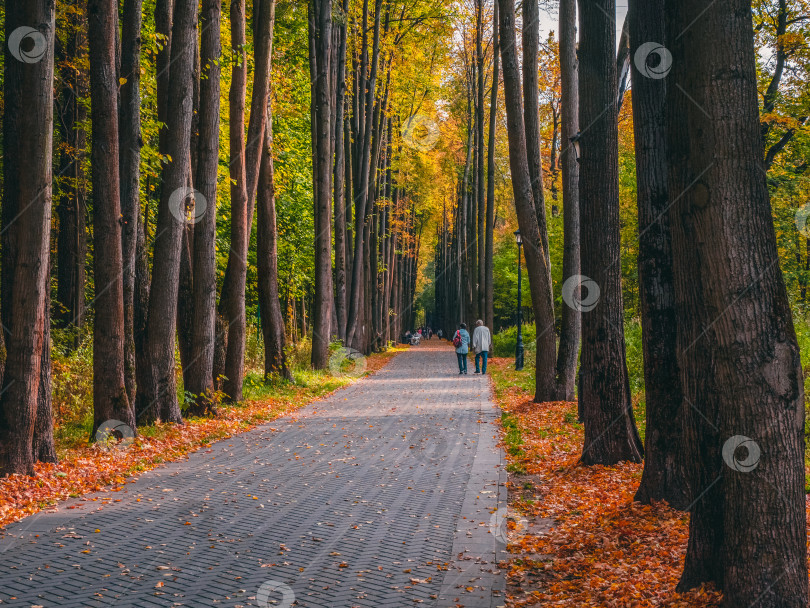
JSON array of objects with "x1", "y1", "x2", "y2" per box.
[
  {"x1": 346, "y1": 0, "x2": 383, "y2": 351},
  {"x1": 2, "y1": 0, "x2": 293, "y2": 475}
]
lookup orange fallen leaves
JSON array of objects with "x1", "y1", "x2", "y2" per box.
[
  {"x1": 0, "y1": 350, "x2": 397, "y2": 529},
  {"x1": 490, "y1": 358, "x2": 723, "y2": 607}
]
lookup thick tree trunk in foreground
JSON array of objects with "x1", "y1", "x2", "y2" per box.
[
  {"x1": 0, "y1": 0, "x2": 56, "y2": 475},
  {"x1": 577, "y1": 0, "x2": 642, "y2": 464},
  {"x1": 497, "y1": 0, "x2": 557, "y2": 402},
  {"x1": 185, "y1": 0, "x2": 222, "y2": 415},
  {"x1": 88, "y1": 0, "x2": 132, "y2": 434},
  {"x1": 141, "y1": 0, "x2": 197, "y2": 423},
  {"x1": 310, "y1": 0, "x2": 334, "y2": 368},
  {"x1": 119, "y1": 0, "x2": 143, "y2": 410},
  {"x1": 628, "y1": 0, "x2": 688, "y2": 508},
  {"x1": 668, "y1": 1, "x2": 808, "y2": 604},
  {"x1": 485, "y1": 0, "x2": 499, "y2": 331},
  {"x1": 555, "y1": 0, "x2": 580, "y2": 401}
]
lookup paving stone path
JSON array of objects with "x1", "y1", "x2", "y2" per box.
[{"x1": 0, "y1": 341, "x2": 506, "y2": 608}]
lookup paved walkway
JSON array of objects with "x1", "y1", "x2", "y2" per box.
[{"x1": 0, "y1": 342, "x2": 505, "y2": 608}]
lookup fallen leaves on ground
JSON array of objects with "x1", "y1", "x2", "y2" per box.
[
  {"x1": 489, "y1": 357, "x2": 723, "y2": 607},
  {"x1": 0, "y1": 350, "x2": 398, "y2": 529}
]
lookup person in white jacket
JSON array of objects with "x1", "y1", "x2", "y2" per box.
[{"x1": 472, "y1": 320, "x2": 492, "y2": 374}]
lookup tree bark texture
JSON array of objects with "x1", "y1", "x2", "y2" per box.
[
  {"x1": 555, "y1": 0, "x2": 580, "y2": 401},
  {"x1": 667, "y1": 1, "x2": 808, "y2": 604},
  {"x1": 628, "y1": 0, "x2": 689, "y2": 508},
  {"x1": 119, "y1": 0, "x2": 143, "y2": 410},
  {"x1": 140, "y1": 0, "x2": 198, "y2": 423},
  {"x1": 310, "y1": 0, "x2": 334, "y2": 368},
  {"x1": 0, "y1": 0, "x2": 56, "y2": 475},
  {"x1": 577, "y1": 0, "x2": 643, "y2": 464},
  {"x1": 88, "y1": 0, "x2": 133, "y2": 434},
  {"x1": 185, "y1": 0, "x2": 222, "y2": 415},
  {"x1": 485, "y1": 0, "x2": 499, "y2": 332},
  {"x1": 55, "y1": 7, "x2": 87, "y2": 345},
  {"x1": 497, "y1": 0, "x2": 558, "y2": 402}
]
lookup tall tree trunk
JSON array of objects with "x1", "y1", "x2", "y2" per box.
[
  {"x1": 119, "y1": 0, "x2": 143, "y2": 410},
  {"x1": 628, "y1": 0, "x2": 688, "y2": 508},
  {"x1": 56, "y1": 6, "x2": 87, "y2": 347},
  {"x1": 668, "y1": 1, "x2": 808, "y2": 604},
  {"x1": 497, "y1": 0, "x2": 557, "y2": 402},
  {"x1": 522, "y1": 0, "x2": 552, "y2": 277},
  {"x1": 310, "y1": 0, "x2": 334, "y2": 368},
  {"x1": 0, "y1": 0, "x2": 56, "y2": 475},
  {"x1": 177, "y1": 34, "x2": 200, "y2": 391},
  {"x1": 333, "y1": 0, "x2": 350, "y2": 343},
  {"x1": 554, "y1": 0, "x2": 580, "y2": 401},
  {"x1": 485, "y1": 0, "x2": 499, "y2": 331},
  {"x1": 136, "y1": 0, "x2": 171, "y2": 422},
  {"x1": 155, "y1": 0, "x2": 173, "y2": 160},
  {"x1": 346, "y1": 0, "x2": 383, "y2": 349},
  {"x1": 215, "y1": 0, "x2": 247, "y2": 398},
  {"x1": 140, "y1": 0, "x2": 198, "y2": 424},
  {"x1": 577, "y1": 0, "x2": 642, "y2": 464},
  {"x1": 219, "y1": 0, "x2": 275, "y2": 400},
  {"x1": 258, "y1": 101, "x2": 291, "y2": 380},
  {"x1": 185, "y1": 0, "x2": 222, "y2": 415},
  {"x1": 476, "y1": 0, "x2": 486, "y2": 322},
  {"x1": 88, "y1": 0, "x2": 133, "y2": 434}
]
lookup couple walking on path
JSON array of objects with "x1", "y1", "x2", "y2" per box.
[{"x1": 454, "y1": 320, "x2": 491, "y2": 375}]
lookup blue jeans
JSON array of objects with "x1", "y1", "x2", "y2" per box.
[
  {"x1": 457, "y1": 353, "x2": 467, "y2": 373},
  {"x1": 475, "y1": 351, "x2": 488, "y2": 373}
]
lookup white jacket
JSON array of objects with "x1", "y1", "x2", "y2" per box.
[{"x1": 472, "y1": 325, "x2": 492, "y2": 354}]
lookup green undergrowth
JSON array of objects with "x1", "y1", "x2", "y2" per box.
[{"x1": 51, "y1": 326, "x2": 389, "y2": 457}]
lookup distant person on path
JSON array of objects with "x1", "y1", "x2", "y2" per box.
[
  {"x1": 472, "y1": 319, "x2": 491, "y2": 374},
  {"x1": 454, "y1": 323, "x2": 471, "y2": 375},
  {"x1": 437, "y1": 329, "x2": 444, "y2": 340}
]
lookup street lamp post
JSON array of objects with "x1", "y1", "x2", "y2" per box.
[{"x1": 514, "y1": 230, "x2": 524, "y2": 371}]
